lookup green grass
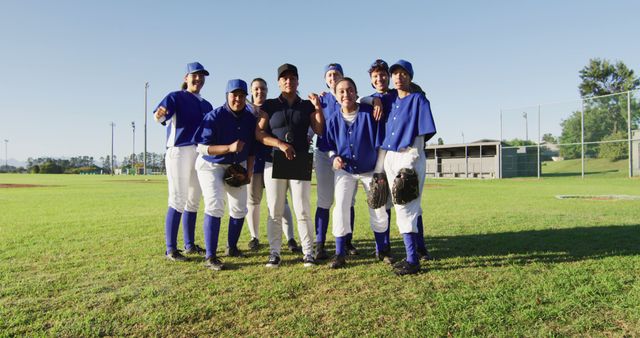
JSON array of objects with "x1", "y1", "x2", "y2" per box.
[
  {"x1": 543, "y1": 157, "x2": 631, "y2": 177},
  {"x1": 1, "y1": 173, "x2": 639, "y2": 336}
]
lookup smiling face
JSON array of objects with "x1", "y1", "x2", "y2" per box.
[
  {"x1": 392, "y1": 68, "x2": 411, "y2": 92},
  {"x1": 227, "y1": 90, "x2": 247, "y2": 112},
  {"x1": 370, "y1": 69, "x2": 389, "y2": 93},
  {"x1": 184, "y1": 72, "x2": 206, "y2": 93},
  {"x1": 335, "y1": 79, "x2": 357, "y2": 111},
  {"x1": 278, "y1": 71, "x2": 299, "y2": 95},
  {"x1": 325, "y1": 69, "x2": 343, "y2": 91},
  {"x1": 251, "y1": 80, "x2": 268, "y2": 105}
]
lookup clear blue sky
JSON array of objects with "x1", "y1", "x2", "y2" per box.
[{"x1": 1, "y1": 0, "x2": 639, "y2": 165}]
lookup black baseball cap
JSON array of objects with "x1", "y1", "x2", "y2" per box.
[{"x1": 278, "y1": 63, "x2": 298, "y2": 79}]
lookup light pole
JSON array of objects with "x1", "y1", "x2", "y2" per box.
[
  {"x1": 144, "y1": 82, "x2": 149, "y2": 175},
  {"x1": 110, "y1": 122, "x2": 115, "y2": 175},
  {"x1": 3, "y1": 139, "x2": 7, "y2": 171},
  {"x1": 131, "y1": 121, "x2": 136, "y2": 173},
  {"x1": 522, "y1": 112, "x2": 529, "y2": 141}
]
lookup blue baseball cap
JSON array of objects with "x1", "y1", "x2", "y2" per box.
[
  {"x1": 185, "y1": 62, "x2": 210, "y2": 76},
  {"x1": 226, "y1": 79, "x2": 248, "y2": 94},
  {"x1": 324, "y1": 63, "x2": 344, "y2": 76},
  {"x1": 368, "y1": 59, "x2": 389, "y2": 74},
  {"x1": 389, "y1": 59, "x2": 413, "y2": 79}
]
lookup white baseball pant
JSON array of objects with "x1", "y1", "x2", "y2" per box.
[
  {"x1": 165, "y1": 145, "x2": 201, "y2": 213},
  {"x1": 195, "y1": 157, "x2": 248, "y2": 219},
  {"x1": 332, "y1": 169, "x2": 388, "y2": 237},
  {"x1": 384, "y1": 136, "x2": 426, "y2": 234}
]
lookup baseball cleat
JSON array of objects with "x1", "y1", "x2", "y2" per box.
[
  {"x1": 265, "y1": 254, "x2": 281, "y2": 268},
  {"x1": 165, "y1": 249, "x2": 187, "y2": 262},
  {"x1": 418, "y1": 248, "x2": 435, "y2": 261},
  {"x1": 314, "y1": 242, "x2": 330, "y2": 260},
  {"x1": 204, "y1": 256, "x2": 224, "y2": 271},
  {"x1": 376, "y1": 249, "x2": 395, "y2": 265},
  {"x1": 287, "y1": 238, "x2": 302, "y2": 253},
  {"x1": 303, "y1": 255, "x2": 317, "y2": 267},
  {"x1": 248, "y1": 237, "x2": 260, "y2": 251},
  {"x1": 184, "y1": 244, "x2": 206, "y2": 256},
  {"x1": 393, "y1": 260, "x2": 420, "y2": 276},
  {"x1": 345, "y1": 240, "x2": 359, "y2": 256},
  {"x1": 225, "y1": 246, "x2": 246, "y2": 258},
  {"x1": 328, "y1": 255, "x2": 346, "y2": 269}
]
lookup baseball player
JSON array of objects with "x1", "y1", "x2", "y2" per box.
[
  {"x1": 255, "y1": 63, "x2": 325, "y2": 268},
  {"x1": 314, "y1": 63, "x2": 358, "y2": 260},
  {"x1": 324, "y1": 77, "x2": 389, "y2": 268},
  {"x1": 247, "y1": 78, "x2": 300, "y2": 253},
  {"x1": 193, "y1": 79, "x2": 256, "y2": 271},
  {"x1": 366, "y1": 59, "x2": 433, "y2": 261},
  {"x1": 377, "y1": 60, "x2": 436, "y2": 275},
  {"x1": 154, "y1": 62, "x2": 212, "y2": 262}
]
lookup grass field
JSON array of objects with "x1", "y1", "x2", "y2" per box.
[{"x1": 1, "y1": 173, "x2": 639, "y2": 336}]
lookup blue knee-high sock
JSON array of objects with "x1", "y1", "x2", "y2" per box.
[
  {"x1": 182, "y1": 211, "x2": 197, "y2": 250},
  {"x1": 228, "y1": 217, "x2": 244, "y2": 249},
  {"x1": 384, "y1": 209, "x2": 392, "y2": 250},
  {"x1": 416, "y1": 215, "x2": 427, "y2": 252},
  {"x1": 165, "y1": 207, "x2": 182, "y2": 253},
  {"x1": 315, "y1": 207, "x2": 330, "y2": 244},
  {"x1": 203, "y1": 215, "x2": 221, "y2": 258},
  {"x1": 335, "y1": 236, "x2": 347, "y2": 257},
  {"x1": 373, "y1": 231, "x2": 386, "y2": 254},
  {"x1": 402, "y1": 233, "x2": 419, "y2": 265}
]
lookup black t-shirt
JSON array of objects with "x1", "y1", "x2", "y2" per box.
[{"x1": 261, "y1": 94, "x2": 315, "y2": 162}]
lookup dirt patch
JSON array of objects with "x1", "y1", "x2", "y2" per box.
[
  {"x1": 556, "y1": 195, "x2": 640, "y2": 201},
  {"x1": 0, "y1": 183, "x2": 55, "y2": 188},
  {"x1": 105, "y1": 179, "x2": 162, "y2": 184},
  {"x1": 425, "y1": 183, "x2": 449, "y2": 189}
]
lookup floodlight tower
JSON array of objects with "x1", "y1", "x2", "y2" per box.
[
  {"x1": 3, "y1": 139, "x2": 7, "y2": 171},
  {"x1": 522, "y1": 112, "x2": 529, "y2": 141},
  {"x1": 144, "y1": 82, "x2": 149, "y2": 175},
  {"x1": 131, "y1": 121, "x2": 136, "y2": 171},
  {"x1": 110, "y1": 122, "x2": 115, "y2": 175}
]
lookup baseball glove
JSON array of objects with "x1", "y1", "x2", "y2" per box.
[
  {"x1": 367, "y1": 173, "x2": 390, "y2": 209},
  {"x1": 392, "y1": 168, "x2": 419, "y2": 205},
  {"x1": 224, "y1": 163, "x2": 250, "y2": 187}
]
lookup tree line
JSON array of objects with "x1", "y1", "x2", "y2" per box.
[{"x1": 8, "y1": 152, "x2": 168, "y2": 174}]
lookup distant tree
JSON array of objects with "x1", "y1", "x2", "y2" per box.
[
  {"x1": 579, "y1": 58, "x2": 640, "y2": 98},
  {"x1": 542, "y1": 133, "x2": 557, "y2": 144},
  {"x1": 31, "y1": 165, "x2": 40, "y2": 174},
  {"x1": 503, "y1": 138, "x2": 536, "y2": 147},
  {"x1": 560, "y1": 58, "x2": 640, "y2": 159},
  {"x1": 437, "y1": 137, "x2": 444, "y2": 145},
  {"x1": 598, "y1": 131, "x2": 628, "y2": 161}
]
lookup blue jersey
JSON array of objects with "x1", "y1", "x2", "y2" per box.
[
  {"x1": 155, "y1": 90, "x2": 213, "y2": 147},
  {"x1": 381, "y1": 92, "x2": 436, "y2": 151},
  {"x1": 316, "y1": 92, "x2": 341, "y2": 152},
  {"x1": 193, "y1": 104, "x2": 257, "y2": 164},
  {"x1": 325, "y1": 104, "x2": 383, "y2": 174},
  {"x1": 247, "y1": 104, "x2": 268, "y2": 173}
]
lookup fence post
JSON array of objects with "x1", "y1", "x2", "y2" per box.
[
  {"x1": 581, "y1": 100, "x2": 585, "y2": 179},
  {"x1": 537, "y1": 104, "x2": 541, "y2": 179},
  {"x1": 628, "y1": 91, "x2": 632, "y2": 178}
]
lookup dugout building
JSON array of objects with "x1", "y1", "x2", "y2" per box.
[{"x1": 424, "y1": 140, "x2": 540, "y2": 179}]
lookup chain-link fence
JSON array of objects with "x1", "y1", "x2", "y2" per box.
[{"x1": 499, "y1": 90, "x2": 640, "y2": 178}]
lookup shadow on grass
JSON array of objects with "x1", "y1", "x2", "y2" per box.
[
  {"x1": 542, "y1": 169, "x2": 619, "y2": 177},
  {"x1": 347, "y1": 224, "x2": 640, "y2": 270}
]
